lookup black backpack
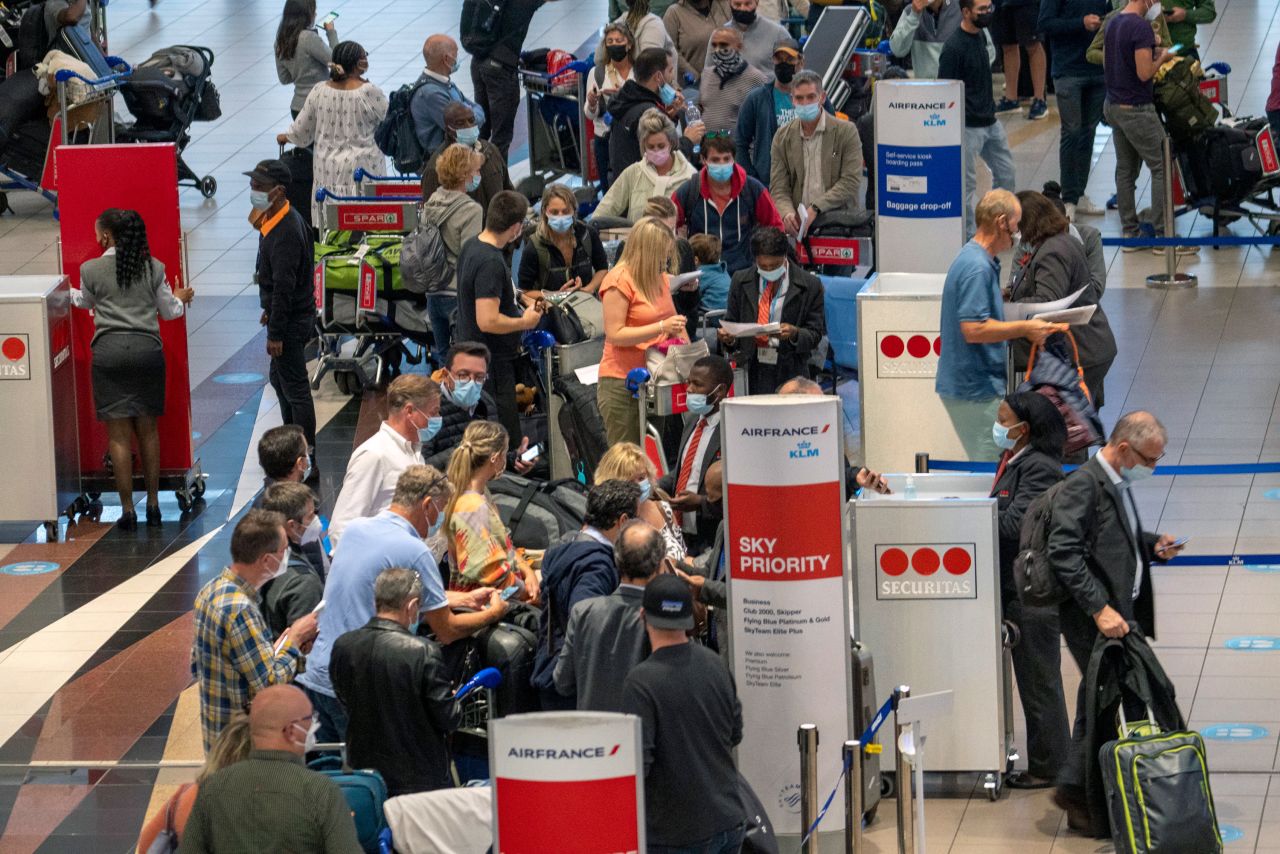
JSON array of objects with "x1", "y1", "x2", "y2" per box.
[
  {"x1": 1013, "y1": 472, "x2": 1099, "y2": 607},
  {"x1": 400, "y1": 201, "x2": 461, "y2": 294},
  {"x1": 459, "y1": 0, "x2": 503, "y2": 58},
  {"x1": 488, "y1": 474, "x2": 588, "y2": 550},
  {"x1": 15, "y1": 2, "x2": 52, "y2": 71},
  {"x1": 553, "y1": 374, "x2": 609, "y2": 483},
  {"x1": 374, "y1": 81, "x2": 428, "y2": 174}
]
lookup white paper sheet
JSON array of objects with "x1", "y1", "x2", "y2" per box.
[
  {"x1": 1004, "y1": 286, "x2": 1087, "y2": 321},
  {"x1": 719, "y1": 320, "x2": 782, "y2": 338},
  {"x1": 574, "y1": 364, "x2": 601, "y2": 385},
  {"x1": 1033, "y1": 304, "x2": 1096, "y2": 325},
  {"x1": 797, "y1": 204, "x2": 812, "y2": 241},
  {"x1": 669, "y1": 270, "x2": 702, "y2": 293}
]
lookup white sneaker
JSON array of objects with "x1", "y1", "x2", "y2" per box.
[
  {"x1": 1065, "y1": 202, "x2": 1077, "y2": 222},
  {"x1": 1074, "y1": 195, "x2": 1105, "y2": 216}
]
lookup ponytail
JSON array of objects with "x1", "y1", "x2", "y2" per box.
[
  {"x1": 442, "y1": 421, "x2": 509, "y2": 539},
  {"x1": 329, "y1": 40, "x2": 366, "y2": 81},
  {"x1": 97, "y1": 208, "x2": 152, "y2": 290}
]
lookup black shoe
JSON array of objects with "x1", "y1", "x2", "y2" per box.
[
  {"x1": 117, "y1": 511, "x2": 138, "y2": 531},
  {"x1": 1006, "y1": 771, "x2": 1054, "y2": 789},
  {"x1": 146, "y1": 505, "x2": 163, "y2": 527},
  {"x1": 1053, "y1": 786, "x2": 1093, "y2": 833}
]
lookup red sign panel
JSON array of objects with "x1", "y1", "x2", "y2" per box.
[
  {"x1": 495, "y1": 776, "x2": 639, "y2": 854},
  {"x1": 313, "y1": 263, "x2": 325, "y2": 310},
  {"x1": 728, "y1": 481, "x2": 844, "y2": 581},
  {"x1": 1257, "y1": 127, "x2": 1280, "y2": 176},
  {"x1": 794, "y1": 236, "x2": 870, "y2": 266},
  {"x1": 335, "y1": 203, "x2": 405, "y2": 231},
  {"x1": 372, "y1": 182, "x2": 421, "y2": 197},
  {"x1": 357, "y1": 260, "x2": 377, "y2": 311},
  {"x1": 875, "y1": 543, "x2": 977, "y2": 599},
  {"x1": 1198, "y1": 77, "x2": 1222, "y2": 105}
]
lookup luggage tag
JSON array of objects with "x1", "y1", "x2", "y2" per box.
[{"x1": 758, "y1": 345, "x2": 779, "y2": 365}]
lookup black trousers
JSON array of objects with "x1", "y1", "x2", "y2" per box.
[
  {"x1": 471, "y1": 58, "x2": 520, "y2": 161},
  {"x1": 270, "y1": 338, "x2": 317, "y2": 450},
  {"x1": 485, "y1": 354, "x2": 522, "y2": 442},
  {"x1": 1057, "y1": 601, "x2": 1101, "y2": 792},
  {"x1": 1005, "y1": 598, "x2": 1071, "y2": 779}
]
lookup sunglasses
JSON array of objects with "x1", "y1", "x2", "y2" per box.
[{"x1": 704, "y1": 130, "x2": 732, "y2": 140}]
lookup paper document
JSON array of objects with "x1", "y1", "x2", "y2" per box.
[
  {"x1": 669, "y1": 271, "x2": 702, "y2": 293},
  {"x1": 719, "y1": 320, "x2": 781, "y2": 338},
  {"x1": 1005, "y1": 286, "x2": 1087, "y2": 321},
  {"x1": 1034, "y1": 305, "x2": 1096, "y2": 325},
  {"x1": 272, "y1": 630, "x2": 290, "y2": 656},
  {"x1": 574, "y1": 363, "x2": 601, "y2": 385},
  {"x1": 797, "y1": 204, "x2": 812, "y2": 241}
]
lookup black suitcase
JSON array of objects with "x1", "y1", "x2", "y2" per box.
[
  {"x1": 850, "y1": 639, "x2": 883, "y2": 822},
  {"x1": 553, "y1": 373, "x2": 609, "y2": 483},
  {"x1": 476, "y1": 620, "x2": 539, "y2": 717},
  {"x1": 0, "y1": 68, "x2": 44, "y2": 155},
  {"x1": 280, "y1": 145, "x2": 314, "y2": 230},
  {"x1": 1183, "y1": 125, "x2": 1261, "y2": 206}
]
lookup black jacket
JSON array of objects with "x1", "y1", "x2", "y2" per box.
[
  {"x1": 255, "y1": 205, "x2": 315, "y2": 343},
  {"x1": 658, "y1": 414, "x2": 722, "y2": 525},
  {"x1": 991, "y1": 449, "x2": 1064, "y2": 600},
  {"x1": 258, "y1": 546, "x2": 324, "y2": 640},
  {"x1": 329, "y1": 618, "x2": 461, "y2": 797},
  {"x1": 423, "y1": 389, "x2": 500, "y2": 470},
  {"x1": 531, "y1": 534, "x2": 619, "y2": 693},
  {"x1": 722, "y1": 262, "x2": 826, "y2": 383},
  {"x1": 1047, "y1": 457, "x2": 1162, "y2": 638},
  {"x1": 606, "y1": 81, "x2": 699, "y2": 178}
]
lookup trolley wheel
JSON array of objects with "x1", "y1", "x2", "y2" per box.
[
  {"x1": 984, "y1": 772, "x2": 1003, "y2": 801},
  {"x1": 199, "y1": 176, "x2": 217, "y2": 198},
  {"x1": 863, "y1": 803, "x2": 879, "y2": 826},
  {"x1": 86, "y1": 500, "x2": 103, "y2": 521},
  {"x1": 176, "y1": 489, "x2": 192, "y2": 513},
  {"x1": 43, "y1": 521, "x2": 59, "y2": 542},
  {"x1": 879, "y1": 772, "x2": 895, "y2": 798},
  {"x1": 193, "y1": 478, "x2": 206, "y2": 498},
  {"x1": 88, "y1": 491, "x2": 101, "y2": 501}
]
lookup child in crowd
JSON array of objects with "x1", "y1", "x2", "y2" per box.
[{"x1": 689, "y1": 233, "x2": 731, "y2": 318}]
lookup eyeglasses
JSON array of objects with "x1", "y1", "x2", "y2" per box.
[
  {"x1": 1128, "y1": 445, "x2": 1165, "y2": 467},
  {"x1": 450, "y1": 369, "x2": 489, "y2": 384}
]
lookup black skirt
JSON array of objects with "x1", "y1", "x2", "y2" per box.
[{"x1": 91, "y1": 332, "x2": 166, "y2": 420}]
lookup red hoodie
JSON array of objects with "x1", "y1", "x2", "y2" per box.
[{"x1": 671, "y1": 163, "x2": 784, "y2": 272}]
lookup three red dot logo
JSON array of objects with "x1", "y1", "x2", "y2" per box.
[
  {"x1": 878, "y1": 545, "x2": 973, "y2": 576},
  {"x1": 879, "y1": 334, "x2": 942, "y2": 360}
]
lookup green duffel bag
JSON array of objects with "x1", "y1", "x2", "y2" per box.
[
  {"x1": 314, "y1": 236, "x2": 428, "y2": 333},
  {"x1": 1154, "y1": 56, "x2": 1218, "y2": 144}
]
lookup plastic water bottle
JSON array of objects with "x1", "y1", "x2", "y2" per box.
[
  {"x1": 904, "y1": 476, "x2": 917, "y2": 500},
  {"x1": 685, "y1": 103, "x2": 701, "y2": 126}
]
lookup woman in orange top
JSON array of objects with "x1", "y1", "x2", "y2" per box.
[{"x1": 597, "y1": 216, "x2": 690, "y2": 445}]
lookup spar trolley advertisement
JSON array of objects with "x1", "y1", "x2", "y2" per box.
[{"x1": 722, "y1": 395, "x2": 853, "y2": 842}]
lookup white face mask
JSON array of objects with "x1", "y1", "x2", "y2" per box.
[
  {"x1": 292, "y1": 718, "x2": 319, "y2": 753},
  {"x1": 1145, "y1": 1, "x2": 1162, "y2": 20},
  {"x1": 301, "y1": 516, "x2": 323, "y2": 545},
  {"x1": 262, "y1": 548, "x2": 289, "y2": 585}
]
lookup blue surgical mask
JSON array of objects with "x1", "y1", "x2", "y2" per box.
[
  {"x1": 408, "y1": 617, "x2": 421, "y2": 634},
  {"x1": 658, "y1": 83, "x2": 677, "y2": 105},
  {"x1": 686, "y1": 390, "x2": 717, "y2": 416},
  {"x1": 249, "y1": 189, "x2": 272, "y2": 210},
  {"x1": 1121, "y1": 463, "x2": 1154, "y2": 484},
  {"x1": 419, "y1": 415, "x2": 443, "y2": 443},
  {"x1": 450, "y1": 59, "x2": 461, "y2": 74},
  {"x1": 428, "y1": 506, "x2": 445, "y2": 537},
  {"x1": 446, "y1": 377, "x2": 483, "y2": 409},
  {"x1": 992, "y1": 421, "x2": 1020, "y2": 450},
  {"x1": 707, "y1": 162, "x2": 734, "y2": 183},
  {"x1": 467, "y1": 173, "x2": 482, "y2": 192},
  {"x1": 638, "y1": 479, "x2": 652, "y2": 501},
  {"x1": 548, "y1": 214, "x2": 574, "y2": 234},
  {"x1": 301, "y1": 457, "x2": 312, "y2": 482},
  {"x1": 797, "y1": 102, "x2": 822, "y2": 123},
  {"x1": 455, "y1": 125, "x2": 480, "y2": 147},
  {"x1": 759, "y1": 264, "x2": 786, "y2": 283}
]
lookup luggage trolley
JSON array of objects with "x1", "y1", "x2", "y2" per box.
[
  {"x1": 353, "y1": 167, "x2": 423, "y2": 198},
  {"x1": 311, "y1": 190, "x2": 430, "y2": 395},
  {"x1": 516, "y1": 56, "x2": 593, "y2": 197}
]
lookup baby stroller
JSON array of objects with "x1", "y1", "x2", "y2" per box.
[{"x1": 117, "y1": 44, "x2": 220, "y2": 197}]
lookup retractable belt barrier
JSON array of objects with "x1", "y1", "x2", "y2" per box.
[{"x1": 1101, "y1": 235, "x2": 1280, "y2": 247}]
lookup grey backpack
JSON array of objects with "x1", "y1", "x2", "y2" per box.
[{"x1": 400, "y1": 202, "x2": 460, "y2": 295}]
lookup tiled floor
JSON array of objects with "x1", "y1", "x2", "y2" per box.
[{"x1": 2, "y1": 0, "x2": 1280, "y2": 850}]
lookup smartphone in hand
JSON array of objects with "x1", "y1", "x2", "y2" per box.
[{"x1": 320, "y1": 10, "x2": 339, "y2": 25}]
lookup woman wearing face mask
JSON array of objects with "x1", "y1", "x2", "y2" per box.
[
  {"x1": 717, "y1": 226, "x2": 824, "y2": 394},
  {"x1": 598, "y1": 0, "x2": 678, "y2": 72},
  {"x1": 274, "y1": 0, "x2": 338, "y2": 119},
  {"x1": 586, "y1": 23, "x2": 636, "y2": 195},
  {"x1": 595, "y1": 442, "x2": 687, "y2": 561},
  {"x1": 443, "y1": 421, "x2": 541, "y2": 603},
  {"x1": 518, "y1": 184, "x2": 610, "y2": 297},
  {"x1": 420, "y1": 102, "x2": 515, "y2": 211},
  {"x1": 594, "y1": 109, "x2": 697, "y2": 223},
  {"x1": 276, "y1": 40, "x2": 387, "y2": 229},
  {"x1": 71, "y1": 208, "x2": 194, "y2": 530},
  {"x1": 420, "y1": 144, "x2": 485, "y2": 356},
  {"x1": 989, "y1": 391, "x2": 1072, "y2": 790}
]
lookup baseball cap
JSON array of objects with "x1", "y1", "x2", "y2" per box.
[
  {"x1": 773, "y1": 36, "x2": 801, "y2": 59},
  {"x1": 642, "y1": 574, "x2": 694, "y2": 631},
  {"x1": 243, "y1": 159, "x2": 292, "y2": 188}
]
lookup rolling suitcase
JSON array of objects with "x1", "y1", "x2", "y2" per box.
[
  {"x1": 850, "y1": 639, "x2": 882, "y2": 822},
  {"x1": 308, "y1": 754, "x2": 389, "y2": 854},
  {"x1": 476, "y1": 620, "x2": 540, "y2": 717}
]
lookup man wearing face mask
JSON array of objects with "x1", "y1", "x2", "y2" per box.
[
  {"x1": 258, "y1": 483, "x2": 326, "y2": 640},
  {"x1": 712, "y1": 0, "x2": 791, "y2": 75},
  {"x1": 735, "y1": 38, "x2": 832, "y2": 183},
  {"x1": 327, "y1": 374, "x2": 441, "y2": 549},
  {"x1": 608, "y1": 48, "x2": 704, "y2": 177},
  {"x1": 245, "y1": 159, "x2": 318, "y2": 465},
  {"x1": 329, "y1": 569, "x2": 461, "y2": 797},
  {"x1": 939, "y1": 0, "x2": 1018, "y2": 238},
  {"x1": 420, "y1": 102, "x2": 514, "y2": 211},
  {"x1": 1047, "y1": 411, "x2": 1185, "y2": 832},
  {"x1": 409, "y1": 34, "x2": 486, "y2": 157},
  {"x1": 299, "y1": 465, "x2": 506, "y2": 744},
  {"x1": 192, "y1": 510, "x2": 321, "y2": 752},
  {"x1": 936, "y1": 191, "x2": 1068, "y2": 461},
  {"x1": 665, "y1": 0, "x2": 732, "y2": 86},
  {"x1": 697, "y1": 28, "x2": 769, "y2": 134},
  {"x1": 658, "y1": 355, "x2": 735, "y2": 553},
  {"x1": 254, "y1": 425, "x2": 328, "y2": 576}
]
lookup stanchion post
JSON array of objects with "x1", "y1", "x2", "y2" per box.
[
  {"x1": 914, "y1": 453, "x2": 930, "y2": 474},
  {"x1": 1146, "y1": 135, "x2": 1197, "y2": 289},
  {"x1": 894, "y1": 686, "x2": 915, "y2": 854},
  {"x1": 845, "y1": 740, "x2": 863, "y2": 854},
  {"x1": 799, "y1": 723, "x2": 820, "y2": 854}
]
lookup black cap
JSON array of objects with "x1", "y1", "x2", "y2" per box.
[
  {"x1": 243, "y1": 159, "x2": 292, "y2": 188},
  {"x1": 643, "y1": 574, "x2": 694, "y2": 631}
]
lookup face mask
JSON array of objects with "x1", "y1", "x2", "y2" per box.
[
  {"x1": 973, "y1": 9, "x2": 994, "y2": 26},
  {"x1": 419, "y1": 415, "x2": 443, "y2": 443},
  {"x1": 1121, "y1": 463, "x2": 1154, "y2": 483},
  {"x1": 450, "y1": 59, "x2": 461, "y2": 74},
  {"x1": 707, "y1": 162, "x2": 735, "y2": 183},
  {"x1": 446, "y1": 376, "x2": 483, "y2": 409},
  {"x1": 797, "y1": 102, "x2": 821, "y2": 123},
  {"x1": 686, "y1": 385, "x2": 721, "y2": 416},
  {"x1": 292, "y1": 719, "x2": 319, "y2": 753},
  {"x1": 428, "y1": 504, "x2": 445, "y2": 537},
  {"x1": 731, "y1": 8, "x2": 757, "y2": 25},
  {"x1": 300, "y1": 456, "x2": 312, "y2": 482},
  {"x1": 455, "y1": 126, "x2": 480, "y2": 147},
  {"x1": 644, "y1": 147, "x2": 672, "y2": 167},
  {"x1": 992, "y1": 421, "x2": 1021, "y2": 450},
  {"x1": 548, "y1": 214, "x2": 574, "y2": 234},
  {"x1": 262, "y1": 549, "x2": 289, "y2": 586},
  {"x1": 301, "y1": 515, "x2": 323, "y2": 545},
  {"x1": 606, "y1": 44, "x2": 629, "y2": 62},
  {"x1": 658, "y1": 83, "x2": 677, "y2": 105},
  {"x1": 467, "y1": 173, "x2": 482, "y2": 192},
  {"x1": 408, "y1": 616, "x2": 421, "y2": 634},
  {"x1": 774, "y1": 62, "x2": 796, "y2": 84},
  {"x1": 759, "y1": 264, "x2": 786, "y2": 282},
  {"x1": 249, "y1": 190, "x2": 272, "y2": 211},
  {"x1": 638, "y1": 479, "x2": 653, "y2": 501},
  {"x1": 1145, "y1": 1, "x2": 1161, "y2": 20}
]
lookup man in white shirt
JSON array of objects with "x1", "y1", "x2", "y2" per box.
[
  {"x1": 327, "y1": 374, "x2": 441, "y2": 548},
  {"x1": 658, "y1": 356, "x2": 733, "y2": 553}
]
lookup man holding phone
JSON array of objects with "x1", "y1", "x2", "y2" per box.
[{"x1": 1161, "y1": 0, "x2": 1215, "y2": 62}]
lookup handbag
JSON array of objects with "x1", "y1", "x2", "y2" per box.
[
  {"x1": 543, "y1": 301, "x2": 586, "y2": 345},
  {"x1": 644, "y1": 338, "x2": 709, "y2": 384},
  {"x1": 1019, "y1": 330, "x2": 1104, "y2": 456}
]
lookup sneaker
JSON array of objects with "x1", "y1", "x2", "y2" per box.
[
  {"x1": 1028, "y1": 98, "x2": 1048, "y2": 120},
  {"x1": 994, "y1": 97, "x2": 1021, "y2": 114},
  {"x1": 1152, "y1": 244, "x2": 1199, "y2": 256},
  {"x1": 1074, "y1": 195, "x2": 1105, "y2": 216},
  {"x1": 1064, "y1": 202, "x2": 1077, "y2": 222},
  {"x1": 1121, "y1": 235, "x2": 1145, "y2": 253}
]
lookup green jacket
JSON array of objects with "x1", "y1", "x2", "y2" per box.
[
  {"x1": 1087, "y1": 9, "x2": 1171, "y2": 65},
  {"x1": 1163, "y1": 0, "x2": 1216, "y2": 49}
]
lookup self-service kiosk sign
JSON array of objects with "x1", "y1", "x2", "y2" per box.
[
  {"x1": 877, "y1": 332, "x2": 941, "y2": 378},
  {"x1": 875, "y1": 542, "x2": 977, "y2": 600}
]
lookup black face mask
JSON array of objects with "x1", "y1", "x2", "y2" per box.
[
  {"x1": 973, "y1": 9, "x2": 993, "y2": 26},
  {"x1": 774, "y1": 62, "x2": 796, "y2": 84},
  {"x1": 606, "y1": 44, "x2": 629, "y2": 62},
  {"x1": 731, "y1": 8, "x2": 757, "y2": 25}
]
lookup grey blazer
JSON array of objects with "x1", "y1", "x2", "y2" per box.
[
  {"x1": 553, "y1": 585, "x2": 648, "y2": 712},
  {"x1": 75, "y1": 255, "x2": 180, "y2": 345}
]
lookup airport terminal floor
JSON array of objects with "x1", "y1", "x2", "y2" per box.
[{"x1": 3, "y1": 0, "x2": 1280, "y2": 850}]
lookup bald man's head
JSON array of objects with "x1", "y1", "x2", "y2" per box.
[
  {"x1": 423, "y1": 34, "x2": 459, "y2": 75},
  {"x1": 249, "y1": 684, "x2": 313, "y2": 754},
  {"x1": 777, "y1": 376, "x2": 822, "y2": 395}
]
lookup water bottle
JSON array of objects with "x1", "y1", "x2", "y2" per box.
[
  {"x1": 684, "y1": 103, "x2": 701, "y2": 126},
  {"x1": 904, "y1": 476, "x2": 917, "y2": 500}
]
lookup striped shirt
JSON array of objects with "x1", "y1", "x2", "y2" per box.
[{"x1": 191, "y1": 569, "x2": 303, "y2": 751}]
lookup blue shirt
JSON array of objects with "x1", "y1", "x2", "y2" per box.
[
  {"x1": 936, "y1": 240, "x2": 1006, "y2": 400},
  {"x1": 697, "y1": 262, "x2": 732, "y2": 314},
  {"x1": 409, "y1": 71, "x2": 487, "y2": 156},
  {"x1": 298, "y1": 511, "x2": 447, "y2": 698}
]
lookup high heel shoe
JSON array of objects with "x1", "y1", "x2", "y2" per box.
[
  {"x1": 146, "y1": 505, "x2": 163, "y2": 528},
  {"x1": 117, "y1": 511, "x2": 138, "y2": 532}
]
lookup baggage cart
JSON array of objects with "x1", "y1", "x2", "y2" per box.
[{"x1": 516, "y1": 57, "x2": 592, "y2": 197}]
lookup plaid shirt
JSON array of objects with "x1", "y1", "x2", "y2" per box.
[{"x1": 192, "y1": 568, "x2": 302, "y2": 751}]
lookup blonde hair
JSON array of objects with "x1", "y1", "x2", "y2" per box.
[
  {"x1": 444, "y1": 421, "x2": 509, "y2": 524},
  {"x1": 199, "y1": 714, "x2": 252, "y2": 784},
  {"x1": 643, "y1": 196, "x2": 677, "y2": 220},
  {"x1": 616, "y1": 217, "x2": 675, "y2": 303},
  {"x1": 436, "y1": 143, "x2": 482, "y2": 190},
  {"x1": 536, "y1": 183, "x2": 578, "y2": 242},
  {"x1": 636, "y1": 108, "x2": 678, "y2": 153},
  {"x1": 595, "y1": 442, "x2": 656, "y2": 484}
]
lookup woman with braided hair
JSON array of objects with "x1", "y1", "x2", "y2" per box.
[
  {"x1": 277, "y1": 40, "x2": 387, "y2": 228},
  {"x1": 72, "y1": 209, "x2": 194, "y2": 530}
]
